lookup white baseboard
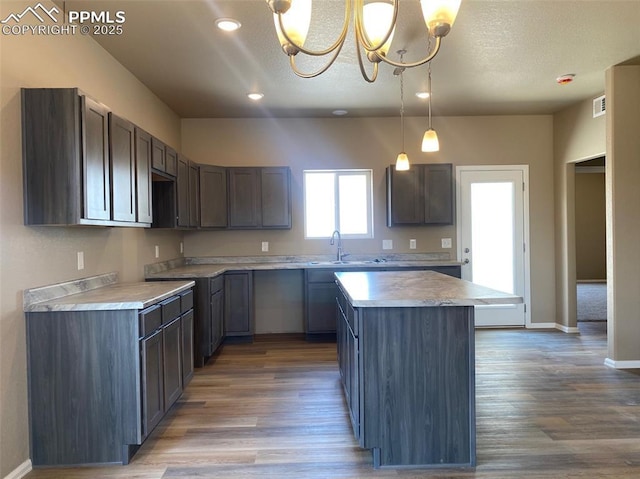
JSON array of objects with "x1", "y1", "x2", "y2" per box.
[
  {"x1": 555, "y1": 323, "x2": 580, "y2": 333},
  {"x1": 604, "y1": 358, "x2": 640, "y2": 369},
  {"x1": 3, "y1": 460, "x2": 32, "y2": 479},
  {"x1": 524, "y1": 321, "x2": 557, "y2": 330}
]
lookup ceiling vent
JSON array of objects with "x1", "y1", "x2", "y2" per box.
[{"x1": 593, "y1": 95, "x2": 606, "y2": 118}]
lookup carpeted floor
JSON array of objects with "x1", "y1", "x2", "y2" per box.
[{"x1": 577, "y1": 282, "x2": 607, "y2": 321}]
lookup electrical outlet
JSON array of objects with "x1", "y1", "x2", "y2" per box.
[
  {"x1": 77, "y1": 251, "x2": 84, "y2": 270},
  {"x1": 409, "y1": 239, "x2": 417, "y2": 249},
  {"x1": 155, "y1": 245, "x2": 160, "y2": 258},
  {"x1": 441, "y1": 238, "x2": 452, "y2": 249},
  {"x1": 261, "y1": 241, "x2": 269, "y2": 252},
  {"x1": 383, "y1": 239, "x2": 393, "y2": 250}
]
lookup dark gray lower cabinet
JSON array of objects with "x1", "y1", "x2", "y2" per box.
[
  {"x1": 191, "y1": 276, "x2": 224, "y2": 367},
  {"x1": 181, "y1": 309, "x2": 194, "y2": 385},
  {"x1": 26, "y1": 288, "x2": 193, "y2": 466},
  {"x1": 224, "y1": 271, "x2": 254, "y2": 338},
  {"x1": 162, "y1": 316, "x2": 183, "y2": 409},
  {"x1": 141, "y1": 328, "x2": 164, "y2": 439},
  {"x1": 336, "y1": 284, "x2": 476, "y2": 468}
]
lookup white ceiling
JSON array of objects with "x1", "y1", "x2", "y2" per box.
[{"x1": 70, "y1": 0, "x2": 640, "y2": 118}]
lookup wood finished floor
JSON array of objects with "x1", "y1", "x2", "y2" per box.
[{"x1": 25, "y1": 322, "x2": 640, "y2": 478}]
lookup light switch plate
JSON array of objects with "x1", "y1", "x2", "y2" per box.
[
  {"x1": 77, "y1": 251, "x2": 84, "y2": 270},
  {"x1": 261, "y1": 241, "x2": 269, "y2": 252},
  {"x1": 441, "y1": 238, "x2": 452, "y2": 249},
  {"x1": 180, "y1": 242, "x2": 184, "y2": 254},
  {"x1": 155, "y1": 245, "x2": 159, "y2": 258},
  {"x1": 409, "y1": 239, "x2": 417, "y2": 249},
  {"x1": 383, "y1": 239, "x2": 393, "y2": 250}
]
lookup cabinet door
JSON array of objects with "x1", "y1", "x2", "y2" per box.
[
  {"x1": 109, "y1": 114, "x2": 136, "y2": 222},
  {"x1": 424, "y1": 163, "x2": 454, "y2": 224},
  {"x1": 306, "y1": 282, "x2": 338, "y2": 334},
  {"x1": 176, "y1": 155, "x2": 190, "y2": 227},
  {"x1": 228, "y1": 168, "x2": 261, "y2": 228},
  {"x1": 261, "y1": 167, "x2": 291, "y2": 228},
  {"x1": 163, "y1": 317, "x2": 182, "y2": 410},
  {"x1": 386, "y1": 166, "x2": 424, "y2": 226},
  {"x1": 82, "y1": 95, "x2": 111, "y2": 221},
  {"x1": 200, "y1": 165, "x2": 228, "y2": 228},
  {"x1": 210, "y1": 289, "x2": 224, "y2": 351},
  {"x1": 189, "y1": 162, "x2": 200, "y2": 227},
  {"x1": 141, "y1": 329, "x2": 164, "y2": 439},
  {"x1": 134, "y1": 128, "x2": 153, "y2": 224},
  {"x1": 165, "y1": 147, "x2": 178, "y2": 177},
  {"x1": 224, "y1": 272, "x2": 253, "y2": 336},
  {"x1": 151, "y1": 137, "x2": 166, "y2": 172},
  {"x1": 181, "y1": 310, "x2": 194, "y2": 386}
]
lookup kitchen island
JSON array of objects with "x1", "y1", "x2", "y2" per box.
[{"x1": 334, "y1": 270, "x2": 522, "y2": 469}]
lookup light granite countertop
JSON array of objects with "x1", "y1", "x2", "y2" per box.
[
  {"x1": 24, "y1": 273, "x2": 195, "y2": 312},
  {"x1": 335, "y1": 270, "x2": 523, "y2": 308}
]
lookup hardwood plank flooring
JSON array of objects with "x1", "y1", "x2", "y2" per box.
[{"x1": 24, "y1": 323, "x2": 640, "y2": 478}]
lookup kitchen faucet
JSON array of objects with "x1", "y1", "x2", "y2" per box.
[{"x1": 330, "y1": 230, "x2": 345, "y2": 261}]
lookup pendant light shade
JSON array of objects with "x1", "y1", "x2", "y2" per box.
[
  {"x1": 421, "y1": 60, "x2": 440, "y2": 152},
  {"x1": 396, "y1": 152, "x2": 410, "y2": 171},
  {"x1": 421, "y1": 128, "x2": 440, "y2": 152}
]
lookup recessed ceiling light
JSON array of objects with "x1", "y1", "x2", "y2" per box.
[
  {"x1": 215, "y1": 18, "x2": 241, "y2": 32},
  {"x1": 332, "y1": 109, "x2": 348, "y2": 116},
  {"x1": 247, "y1": 93, "x2": 264, "y2": 101},
  {"x1": 416, "y1": 92, "x2": 430, "y2": 99}
]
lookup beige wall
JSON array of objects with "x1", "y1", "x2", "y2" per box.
[
  {"x1": 605, "y1": 65, "x2": 640, "y2": 363},
  {"x1": 575, "y1": 172, "x2": 606, "y2": 280},
  {"x1": 0, "y1": 2, "x2": 183, "y2": 475},
  {"x1": 181, "y1": 115, "x2": 557, "y2": 326},
  {"x1": 553, "y1": 97, "x2": 606, "y2": 329}
]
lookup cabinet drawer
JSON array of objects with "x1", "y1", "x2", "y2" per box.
[
  {"x1": 139, "y1": 304, "x2": 162, "y2": 338},
  {"x1": 306, "y1": 269, "x2": 337, "y2": 283},
  {"x1": 209, "y1": 275, "x2": 224, "y2": 293},
  {"x1": 180, "y1": 289, "x2": 193, "y2": 313},
  {"x1": 161, "y1": 295, "x2": 181, "y2": 324}
]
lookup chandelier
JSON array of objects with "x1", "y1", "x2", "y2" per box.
[{"x1": 265, "y1": 0, "x2": 461, "y2": 82}]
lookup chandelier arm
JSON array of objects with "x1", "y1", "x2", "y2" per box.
[
  {"x1": 353, "y1": 0, "x2": 399, "y2": 53},
  {"x1": 275, "y1": 1, "x2": 351, "y2": 57},
  {"x1": 377, "y1": 36, "x2": 442, "y2": 69},
  {"x1": 289, "y1": 41, "x2": 347, "y2": 79},
  {"x1": 354, "y1": 32, "x2": 379, "y2": 83}
]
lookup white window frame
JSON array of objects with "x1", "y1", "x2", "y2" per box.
[{"x1": 303, "y1": 169, "x2": 374, "y2": 239}]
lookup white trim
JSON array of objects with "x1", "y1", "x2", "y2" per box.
[
  {"x1": 604, "y1": 358, "x2": 640, "y2": 369},
  {"x1": 555, "y1": 324, "x2": 580, "y2": 334},
  {"x1": 521, "y1": 321, "x2": 557, "y2": 330},
  {"x1": 456, "y1": 165, "x2": 531, "y2": 328},
  {"x1": 3, "y1": 460, "x2": 32, "y2": 479}
]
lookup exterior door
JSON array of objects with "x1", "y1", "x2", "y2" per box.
[{"x1": 457, "y1": 166, "x2": 529, "y2": 327}]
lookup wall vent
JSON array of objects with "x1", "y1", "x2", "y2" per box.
[{"x1": 593, "y1": 95, "x2": 606, "y2": 118}]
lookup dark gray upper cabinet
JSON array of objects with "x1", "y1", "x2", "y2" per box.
[
  {"x1": 21, "y1": 88, "x2": 150, "y2": 227},
  {"x1": 228, "y1": 167, "x2": 291, "y2": 229},
  {"x1": 151, "y1": 137, "x2": 177, "y2": 177},
  {"x1": 109, "y1": 114, "x2": 136, "y2": 223},
  {"x1": 134, "y1": 128, "x2": 154, "y2": 224},
  {"x1": 386, "y1": 163, "x2": 454, "y2": 226},
  {"x1": 177, "y1": 154, "x2": 200, "y2": 228},
  {"x1": 199, "y1": 165, "x2": 228, "y2": 228}
]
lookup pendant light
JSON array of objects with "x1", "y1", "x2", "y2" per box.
[
  {"x1": 395, "y1": 50, "x2": 410, "y2": 171},
  {"x1": 421, "y1": 60, "x2": 440, "y2": 152}
]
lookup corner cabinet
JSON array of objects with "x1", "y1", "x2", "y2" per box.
[
  {"x1": 26, "y1": 287, "x2": 194, "y2": 466},
  {"x1": 227, "y1": 167, "x2": 292, "y2": 229},
  {"x1": 386, "y1": 163, "x2": 454, "y2": 226},
  {"x1": 177, "y1": 154, "x2": 200, "y2": 228},
  {"x1": 21, "y1": 88, "x2": 151, "y2": 227}
]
